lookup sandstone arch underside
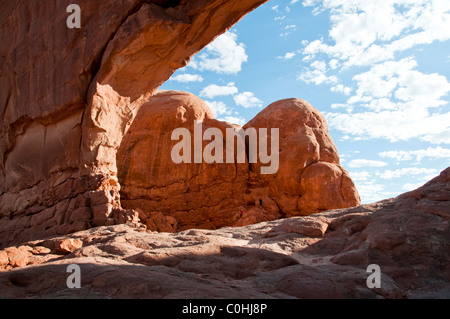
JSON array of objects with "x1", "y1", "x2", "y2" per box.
[{"x1": 0, "y1": 0, "x2": 360, "y2": 247}]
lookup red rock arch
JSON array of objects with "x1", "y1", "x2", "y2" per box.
[{"x1": 0, "y1": 0, "x2": 269, "y2": 246}]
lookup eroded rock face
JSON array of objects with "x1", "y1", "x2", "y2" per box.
[
  {"x1": 0, "y1": 167, "x2": 448, "y2": 298},
  {"x1": 117, "y1": 91, "x2": 360, "y2": 231},
  {"x1": 117, "y1": 90, "x2": 252, "y2": 231},
  {"x1": 0, "y1": 0, "x2": 269, "y2": 246}
]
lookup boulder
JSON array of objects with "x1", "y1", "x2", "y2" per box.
[
  {"x1": 117, "y1": 90, "x2": 251, "y2": 231},
  {"x1": 54, "y1": 239, "x2": 83, "y2": 255},
  {"x1": 4, "y1": 246, "x2": 29, "y2": 268},
  {"x1": 0, "y1": 250, "x2": 9, "y2": 269},
  {"x1": 244, "y1": 98, "x2": 360, "y2": 216}
]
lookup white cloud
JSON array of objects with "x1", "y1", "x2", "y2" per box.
[
  {"x1": 205, "y1": 101, "x2": 231, "y2": 118},
  {"x1": 326, "y1": 106, "x2": 450, "y2": 144},
  {"x1": 402, "y1": 182, "x2": 424, "y2": 191},
  {"x1": 421, "y1": 130, "x2": 450, "y2": 144},
  {"x1": 395, "y1": 70, "x2": 450, "y2": 105},
  {"x1": 330, "y1": 103, "x2": 349, "y2": 110},
  {"x1": 170, "y1": 74, "x2": 204, "y2": 83},
  {"x1": 377, "y1": 167, "x2": 437, "y2": 179},
  {"x1": 358, "y1": 98, "x2": 398, "y2": 112},
  {"x1": 347, "y1": 159, "x2": 388, "y2": 168},
  {"x1": 329, "y1": 59, "x2": 339, "y2": 70},
  {"x1": 302, "y1": 0, "x2": 318, "y2": 6},
  {"x1": 199, "y1": 82, "x2": 238, "y2": 99},
  {"x1": 325, "y1": 57, "x2": 450, "y2": 144},
  {"x1": 349, "y1": 171, "x2": 371, "y2": 182},
  {"x1": 218, "y1": 116, "x2": 247, "y2": 126},
  {"x1": 298, "y1": 69, "x2": 338, "y2": 85},
  {"x1": 348, "y1": 58, "x2": 450, "y2": 107},
  {"x1": 310, "y1": 60, "x2": 327, "y2": 72},
  {"x1": 233, "y1": 92, "x2": 264, "y2": 108},
  {"x1": 301, "y1": 0, "x2": 450, "y2": 68},
  {"x1": 190, "y1": 31, "x2": 248, "y2": 74},
  {"x1": 379, "y1": 146, "x2": 450, "y2": 162},
  {"x1": 280, "y1": 32, "x2": 293, "y2": 39},
  {"x1": 280, "y1": 25, "x2": 297, "y2": 39},
  {"x1": 352, "y1": 180, "x2": 395, "y2": 203},
  {"x1": 277, "y1": 51, "x2": 297, "y2": 60},
  {"x1": 331, "y1": 84, "x2": 352, "y2": 95},
  {"x1": 298, "y1": 58, "x2": 340, "y2": 85}
]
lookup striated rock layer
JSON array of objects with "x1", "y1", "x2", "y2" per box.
[
  {"x1": 0, "y1": 0, "x2": 270, "y2": 246},
  {"x1": 117, "y1": 90, "x2": 360, "y2": 231},
  {"x1": 0, "y1": 168, "x2": 448, "y2": 298}
]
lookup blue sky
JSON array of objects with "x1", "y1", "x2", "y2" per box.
[{"x1": 160, "y1": 0, "x2": 450, "y2": 204}]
